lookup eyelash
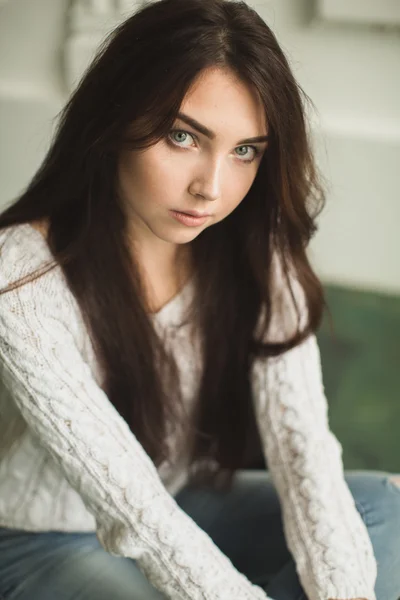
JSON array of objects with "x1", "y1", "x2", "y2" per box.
[{"x1": 167, "y1": 129, "x2": 262, "y2": 164}]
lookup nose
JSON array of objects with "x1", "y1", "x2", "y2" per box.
[{"x1": 189, "y1": 157, "x2": 222, "y2": 202}]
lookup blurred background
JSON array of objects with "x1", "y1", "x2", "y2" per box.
[{"x1": 0, "y1": 0, "x2": 399, "y2": 472}]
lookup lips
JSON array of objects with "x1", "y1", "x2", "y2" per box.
[
  {"x1": 176, "y1": 210, "x2": 210, "y2": 217},
  {"x1": 170, "y1": 210, "x2": 210, "y2": 227}
]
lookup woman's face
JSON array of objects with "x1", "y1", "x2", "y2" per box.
[{"x1": 118, "y1": 66, "x2": 269, "y2": 259}]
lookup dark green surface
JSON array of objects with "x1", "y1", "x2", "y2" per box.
[{"x1": 317, "y1": 285, "x2": 400, "y2": 473}]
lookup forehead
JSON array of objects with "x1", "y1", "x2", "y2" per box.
[{"x1": 180, "y1": 66, "x2": 268, "y2": 136}]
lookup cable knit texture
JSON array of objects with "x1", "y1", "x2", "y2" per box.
[{"x1": 0, "y1": 224, "x2": 377, "y2": 600}]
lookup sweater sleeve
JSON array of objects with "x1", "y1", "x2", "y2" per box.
[
  {"x1": 251, "y1": 259, "x2": 377, "y2": 600},
  {"x1": 0, "y1": 259, "x2": 269, "y2": 600}
]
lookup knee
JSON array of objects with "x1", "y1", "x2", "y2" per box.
[
  {"x1": 347, "y1": 471, "x2": 400, "y2": 531},
  {"x1": 347, "y1": 472, "x2": 400, "y2": 599}
]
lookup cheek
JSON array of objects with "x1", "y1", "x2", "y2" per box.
[
  {"x1": 138, "y1": 149, "x2": 187, "y2": 203},
  {"x1": 222, "y1": 172, "x2": 256, "y2": 213},
  {"x1": 119, "y1": 156, "x2": 166, "y2": 206}
]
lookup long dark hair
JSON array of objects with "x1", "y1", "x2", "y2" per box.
[{"x1": 0, "y1": 0, "x2": 326, "y2": 489}]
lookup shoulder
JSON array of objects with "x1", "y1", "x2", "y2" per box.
[
  {"x1": 0, "y1": 221, "x2": 53, "y2": 286},
  {"x1": 0, "y1": 222, "x2": 81, "y2": 333},
  {"x1": 0, "y1": 223, "x2": 98, "y2": 383}
]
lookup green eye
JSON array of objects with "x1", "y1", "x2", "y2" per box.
[
  {"x1": 173, "y1": 132, "x2": 187, "y2": 142},
  {"x1": 235, "y1": 145, "x2": 260, "y2": 163},
  {"x1": 168, "y1": 130, "x2": 194, "y2": 147},
  {"x1": 236, "y1": 146, "x2": 248, "y2": 155},
  {"x1": 167, "y1": 129, "x2": 261, "y2": 164}
]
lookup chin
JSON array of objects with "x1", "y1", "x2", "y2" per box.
[{"x1": 164, "y1": 231, "x2": 202, "y2": 245}]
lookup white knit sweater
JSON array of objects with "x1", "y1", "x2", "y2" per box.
[{"x1": 0, "y1": 224, "x2": 377, "y2": 600}]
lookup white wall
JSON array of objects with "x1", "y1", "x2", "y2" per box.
[
  {"x1": 253, "y1": 0, "x2": 400, "y2": 295},
  {"x1": 0, "y1": 0, "x2": 67, "y2": 203},
  {"x1": 1, "y1": 0, "x2": 399, "y2": 294}
]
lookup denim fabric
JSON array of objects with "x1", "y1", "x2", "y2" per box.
[{"x1": 0, "y1": 470, "x2": 399, "y2": 600}]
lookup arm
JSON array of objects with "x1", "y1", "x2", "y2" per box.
[
  {"x1": 252, "y1": 335, "x2": 377, "y2": 600},
  {"x1": 251, "y1": 263, "x2": 377, "y2": 600},
  {"x1": 0, "y1": 268, "x2": 270, "y2": 600}
]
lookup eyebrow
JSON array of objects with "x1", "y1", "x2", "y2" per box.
[{"x1": 176, "y1": 112, "x2": 269, "y2": 145}]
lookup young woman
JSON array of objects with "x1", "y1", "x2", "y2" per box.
[{"x1": 0, "y1": 1, "x2": 399, "y2": 599}]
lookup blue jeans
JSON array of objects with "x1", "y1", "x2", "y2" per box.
[{"x1": 0, "y1": 470, "x2": 399, "y2": 600}]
